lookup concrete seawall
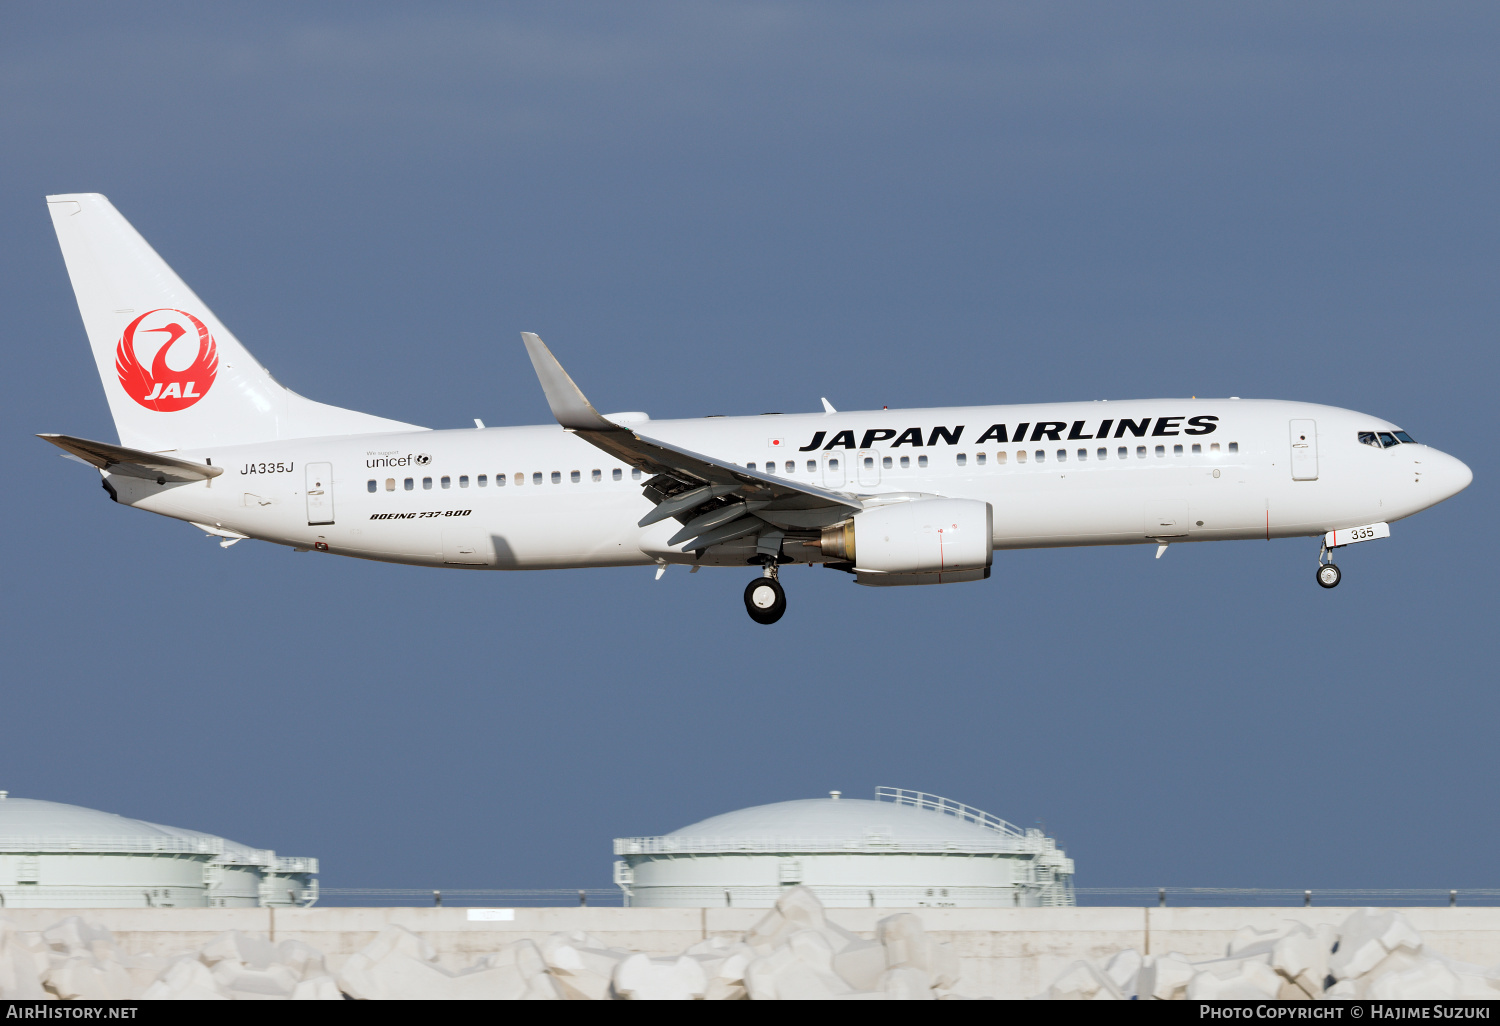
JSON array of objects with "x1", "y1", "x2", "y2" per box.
[{"x1": 4, "y1": 906, "x2": 1498, "y2": 998}]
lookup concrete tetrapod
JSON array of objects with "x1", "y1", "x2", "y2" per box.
[
  {"x1": 1035, "y1": 908, "x2": 1500, "y2": 1000},
  {"x1": 0, "y1": 889, "x2": 967, "y2": 1000}
]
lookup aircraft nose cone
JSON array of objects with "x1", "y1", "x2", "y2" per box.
[{"x1": 1427, "y1": 449, "x2": 1473, "y2": 501}]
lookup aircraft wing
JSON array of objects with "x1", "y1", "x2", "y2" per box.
[
  {"x1": 521, "y1": 333, "x2": 860, "y2": 552},
  {"x1": 38, "y1": 433, "x2": 223, "y2": 483}
]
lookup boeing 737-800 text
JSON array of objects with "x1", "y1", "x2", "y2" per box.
[{"x1": 39, "y1": 194, "x2": 1472, "y2": 623}]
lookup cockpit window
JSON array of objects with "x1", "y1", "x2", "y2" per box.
[
  {"x1": 1378, "y1": 432, "x2": 1398, "y2": 448},
  {"x1": 1358, "y1": 431, "x2": 1380, "y2": 448},
  {"x1": 1394, "y1": 431, "x2": 1416, "y2": 444}
]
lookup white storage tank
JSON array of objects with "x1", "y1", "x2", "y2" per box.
[
  {"x1": 614, "y1": 787, "x2": 1074, "y2": 908},
  {"x1": 0, "y1": 793, "x2": 317, "y2": 909}
]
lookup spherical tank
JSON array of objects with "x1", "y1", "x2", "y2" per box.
[
  {"x1": 0, "y1": 793, "x2": 317, "y2": 909},
  {"x1": 613, "y1": 788, "x2": 1073, "y2": 908}
]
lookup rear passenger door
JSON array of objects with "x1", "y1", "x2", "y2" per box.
[{"x1": 305, "y1": 462, "x2": 335, "y2": 525}]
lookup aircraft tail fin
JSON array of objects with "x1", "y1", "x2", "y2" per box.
[{"x1": 45, "y1": 193, "x2": 423, "y2": 452}]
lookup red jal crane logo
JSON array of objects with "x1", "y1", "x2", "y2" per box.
[{"x1": 115, "y1": 309, "x2": 219, "y2": 412}]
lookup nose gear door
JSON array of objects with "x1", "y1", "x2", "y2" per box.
[{"x1": 1289, "y1": 420, "x2": 1318, "y2": 481}]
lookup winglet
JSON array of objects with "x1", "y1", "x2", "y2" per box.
[
  {"x1": 821, "y1": 397, "x2": 837, "y2": 414},
  {"x1": 521, "y1": 333, "x2": 618, "y2": 431}
]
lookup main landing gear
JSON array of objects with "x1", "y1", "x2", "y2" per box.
[
  {"x1": 1316, "y1": 542, "x2": 1341, "y2": 589},
  {"x1": 744, "y1": 562, "x2": 787, "y2": 625}
]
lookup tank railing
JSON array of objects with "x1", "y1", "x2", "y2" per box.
[
  {"x1": 0, "y1": 836, "x2": 311, "y2": 871},
  {"x1": 211, "y1": 848, "x2": 280, "y2": 867},
  {"x1": 613, "y1": 835, "x2": 1053, "y2": 855},
  {"x1": 0, "y1": 836, "x2": 225, "y2": 855},
  {"x1": 274, "y1": 857, "x2": 320, "y2": 874},
  {"x1": 873, "y1": 787, "x2": 1026, "y2": 838}
]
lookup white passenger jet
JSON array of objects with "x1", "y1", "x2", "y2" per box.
[{"x1": 40, "y1": 194, "x2": 1472, "y2": 623}]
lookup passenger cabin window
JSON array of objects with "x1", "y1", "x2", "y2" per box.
[
  {"x1": 632, "y1": 468, "x2": 642, "y2": 480},
  {"x1": 613, "y1": 468, "x2": 622, "y2": 481},
  {"x1": 532, "y1": 472, "x2": 542, "y2": 485},
  {"x1": 551, "y1": 471, "x2": 561, "y2": 483},
  {"x1": 1077, "y1": 448, "x2": 1088, "y2": 461},
  {"x1": 1117, "y1": 447, "x2": 1127, "y2": 459},
  {"x1": 829, "y1": 458, "x2": 841, "y2": 471},
  {"x1": 956, "y1": 453, "x2": 967, "y2": 466},
  {"x1": 785, "y1": 461, "x2": 794, "y2": 473},
  {"x1": 1136, "y1": 446, "x2": 1147, "y2": 459},
  {"x1": 1228, "y1": 442, "x2": 1239, "y2": 454},
  {"x1": 1096, "y1": 447, "x2": 1107, "y2": 460},
  {"x1": 1210, "y1": 442, "x2": 1220, "y2": 453},
  {"x1": 996, "y1": 451, "x2": 1007, "y2": 465},
  {"x1": 592, "y1": 469, "x2": 601, "y2": 482},
  {"x1": 1154, "y1": 445, "x2": 1164, "y2": 457},
  {"x1": 1016, "y1": 450, "x2": 1027, "y2": 464},
  {"x1": 423, "y1": 477, "x2": 433, "y2": 489},
  {"x1": 808, "y1": 460, "x2": 818, "y2": 472},
  {"x1": 516, "y1": 473, "x2": 525, "y2": 485},
  {"x1": 976, "y1": 453, "x2": 986, "y2": 466},
  {"x1": 441, "y1": 476, "x2": 451, "y2": 488},
  {"x1": 1191, "y1": 444, "x2": 1201, "y2": 454},
  {"x1": 882, "y1": 456, "x2": 893, "y2": 469},
  {"x1": 477, "y1": 475, "x2": 487, "y2": 487},
  {"x1": 1173, "y1": 444, "x2": 1183, "y2": 456},
  {"x1": 570, "y1": 470, "x2": 580, "y2": 483},
  {"x1": 1034, "y1": 450, "x2": 1045, "y2": 463},
  {"x1": 367, "y1": 480, "x2": 377, "y2": 493},
  {"x1": 386, "y1": 478, "x2": 396, "y2": 491},
  {"x1": 459, "y1": 475, "x2": 469, "y2": 488},
  {"x1": 899, "y1": 456, "x2": 910, "y2": 469},
  {"x1": 404, "y1": 477, "x2": 414, "y2": 490},
  {"x1": 916, "y1": 455, "x2": 927, "y2": 468},
  {"x1": 864, "y1": 457, "x2": 875, "y2": 469},
  {"x1": 1056, "y1": 449, "x2": 1067, "y2": 462},
  {"x1": 747, "y1": 462, "x2": 757, "y2": 471}
]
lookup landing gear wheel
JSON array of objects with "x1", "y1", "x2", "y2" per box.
[
  {"x1": 1316, "y1": 563, "x2": 1342, "y2": 589},
  {"x1": 744, "y1": 578, "x2": 787, "y2": 624}
]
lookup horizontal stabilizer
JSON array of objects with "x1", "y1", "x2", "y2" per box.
[{"x1": 38, "y1": 434, "x2": 222, "y2": 483}]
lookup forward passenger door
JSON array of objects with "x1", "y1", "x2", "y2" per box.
[{"x1": 1289, "y1": 420, "x2": 1319, "y2": 481}]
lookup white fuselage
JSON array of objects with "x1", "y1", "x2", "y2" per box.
[{"x1": 106, "y1": 398, "x2": 1470, "y2": 572}]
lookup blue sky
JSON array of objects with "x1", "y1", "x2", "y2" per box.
[{"x1": 2, "y1": 2, "x2": 1495, "y2": 898}]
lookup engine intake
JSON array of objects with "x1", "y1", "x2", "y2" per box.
[{"x1": 819, "y1": 498, "x2": 993, "y2": 577}]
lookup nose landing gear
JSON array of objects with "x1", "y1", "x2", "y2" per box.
[
  {"x1": 744, "y1": 562, "x2": 787, "y2": 624},
  {"x1": 1316, "y1": 542, "x2": 1341, "y2": 589}
]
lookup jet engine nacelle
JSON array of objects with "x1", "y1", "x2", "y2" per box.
[{"x1": 819, "y1": 498, "x2": 993, "y2": 583}]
